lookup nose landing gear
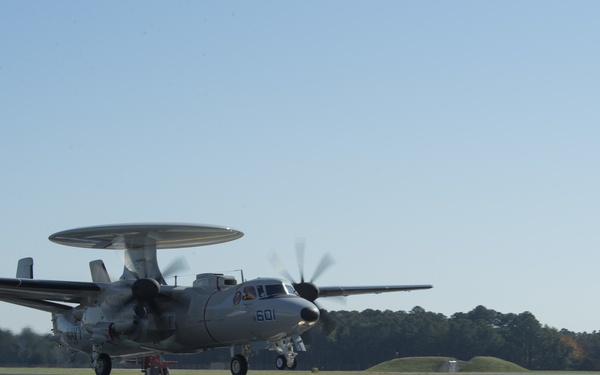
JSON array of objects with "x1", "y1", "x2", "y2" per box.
[
  {"x1": 276, "y1": 354, "x2": 298, "y2": 370},
  {"x1": 270, "y1": 334, "x2": 305, "y2": 371},
  {"x1": 230, "y1": 334, "x2": 306, "y2": 375}
]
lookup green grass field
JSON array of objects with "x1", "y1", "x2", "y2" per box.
[
  {"x1": 0, "y1": 370, "x2": 228, "y2": 375},
  {"x1": 2, "y1": 358, "x2": 600, "y2": 375}
]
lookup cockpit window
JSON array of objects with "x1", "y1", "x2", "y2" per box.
[
  {"x1": 254, "y1": 282, "x2": 296, "y2": 298},
  {"x1": 243, "y1": 286, "x2": 257, "y2": 300},
  {"x1": 264, "y1": 283, "x2": 286, "y2": 297},
  {"x1": 285, "y1": 284, "x2": 297, "y2": 295}
]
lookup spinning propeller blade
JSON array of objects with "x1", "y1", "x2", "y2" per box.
[
  {"x1": 296, "y1": 239, "x2": 306, "y2": 282},
  {"x1": 270, "y1": 240, "x2": 342, "y2": 334},
  {"x1": 269, "y1": 252, "x2": 297, "y2": 284},
  {"x1": 160, "y1": 256, "x2": 190, "y2": 282},
  {"x1": 270, "y1": 240, "x2": 335, "y2": 302},
  {"x1": 311, "y1": 252, "x2": 335, "y2": 283}
]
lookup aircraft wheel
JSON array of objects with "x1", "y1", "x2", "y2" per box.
[
  {"x1": 95, "y1": 353, "x2": 112, "y2": 375},
  {"x1": 276, "y1": 355, "x2": 286, "y2": 370},
  {"x1": 287, "y1": 357, "x2": 298, "y2": 370},
  {"x1": 231, "y1": 354, "x2": 248, "y2": 375}
]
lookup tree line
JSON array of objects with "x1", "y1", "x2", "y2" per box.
[
  {"x1": 2, "y1": 305, "x2": 600, "y2": 371},
  {"x1": 295, "y1": 306, "x2": 597, "y2": 371}
]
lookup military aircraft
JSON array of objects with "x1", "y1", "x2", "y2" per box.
[{"x1": 0, "y1": 223, "x2": 432, "y2": 375}]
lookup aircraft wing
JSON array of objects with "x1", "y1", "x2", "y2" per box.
[
  {"x1": 318, "y1": 284, "x2": 433, "y2": 298},
  {"x1": 0, "y1": 277, "x2": 104, "y2": 313}
]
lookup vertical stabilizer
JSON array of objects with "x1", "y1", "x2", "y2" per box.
[
  {"x1": 16, "y1": 257, "x2": 34, "y2": 279},
  {"x1": 90, "y1": 260, "x2": 112, "y2": 283}
]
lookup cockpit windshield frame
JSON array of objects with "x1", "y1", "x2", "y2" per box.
[{"x1": 252, "y1": 281, "x2": 298, "y2": 299}]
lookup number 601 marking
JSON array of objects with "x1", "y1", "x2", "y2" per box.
[{"x1": 256, "y1": 309, "x2": 276, "y2": 322}]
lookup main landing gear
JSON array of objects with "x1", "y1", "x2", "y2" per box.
[
  {"x1": 230, "y1": 345, "x2": 251, "y2": 375},
  {"x1": 91, "y1": 344, "x2": 112, "y2": 375},
  {"x1": 94, "y1": 353, "x2": 112, "y2": 375},
  {"x1": 230, "y1": 354, "x2": 249, "y2": 375}
]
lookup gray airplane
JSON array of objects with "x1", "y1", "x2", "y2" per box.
[{"x1": 0, "y1": 223, "x2": 432, "y2": 375}]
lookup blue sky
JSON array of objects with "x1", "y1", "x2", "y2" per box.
[{"x1": 1, "y1": 1, "x2": 599, "y2": 334}]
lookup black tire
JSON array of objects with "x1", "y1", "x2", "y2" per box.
[
  {"x1": 276, "y1": 355, "x2": 286, "y2": 370},
  {"x1": 231, "y1": 354, "x2": 248, "y2": 375},
  {"x1": 95, "y1": 353, "x2": 112, "y2": 375},
  {"x1": 287, "y1": 357, "x2": 298, "y2": 370}
]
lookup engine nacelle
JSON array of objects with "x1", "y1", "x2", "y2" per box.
[
  {"x1": 87, "y1": 322, "x2": 115, "y2": 344},
  {"x1": 113, "y1": 319, "x2": 137, "y2": 335}
]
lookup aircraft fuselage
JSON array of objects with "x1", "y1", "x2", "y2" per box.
[{"x1": 53, "y1": 277, "x2": 319, "y2": 358}]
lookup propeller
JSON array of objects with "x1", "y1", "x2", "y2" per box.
[
  {"x1": 270, "y1": 240, "x2": 338, "y2": 334},
  {"x1": 124, "y1": 253, "x2": 187, "y2": 290},
  {"x1": 116, "y1": 256, "x2": 189, "y2": 322},
  {"x1": 159, "y1": 256, "x2": 190, "y2": 284},
  {"x1": 270, "y1": 239, "x2": 335, "y2": 302}
]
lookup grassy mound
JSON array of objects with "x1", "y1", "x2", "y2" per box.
[
  {"x1": 366, "y1": 356, "x2": 455, "y2": 372},
  {"x1": 367, "y1": 356, "x2": 527, "y2": 372},
  {"x1": 461, "y1": 356, "x2": 528, "y2": 372}
]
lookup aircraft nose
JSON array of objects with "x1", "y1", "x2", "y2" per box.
[{"x1": 301, "y1": 305, "x2": 320, "y2": 322}]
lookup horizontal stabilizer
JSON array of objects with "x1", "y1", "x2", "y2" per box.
[{"x1": 16, "y1": 258, "x2": 34, "y2": 279}]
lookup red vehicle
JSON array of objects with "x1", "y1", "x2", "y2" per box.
[{"x1": 129, "y1": 355, "x2": 176, "y2": 375}]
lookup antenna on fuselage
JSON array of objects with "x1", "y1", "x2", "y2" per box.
[{"x1": 229, "y1": 269, "x2": 245, "y2": 283}]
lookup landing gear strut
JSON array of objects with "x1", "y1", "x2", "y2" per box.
[
  {"x1": 269, "y1": 334, "x2": 305, "y2": 371},
  {"x1": 91, "y1": 343, "x2": 112, "y2": 375}
]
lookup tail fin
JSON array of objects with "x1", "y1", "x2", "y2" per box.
[
  {"x1": 90, "y1": 260, "x2": 111, "y2": 283},
  {"x1": 16, "y1": 257, "x2": 34, "y2": 279}
]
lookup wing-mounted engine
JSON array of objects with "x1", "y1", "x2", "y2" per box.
[{"x1": 88, "y1": 322, "x2": 117, "y2": 344}]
